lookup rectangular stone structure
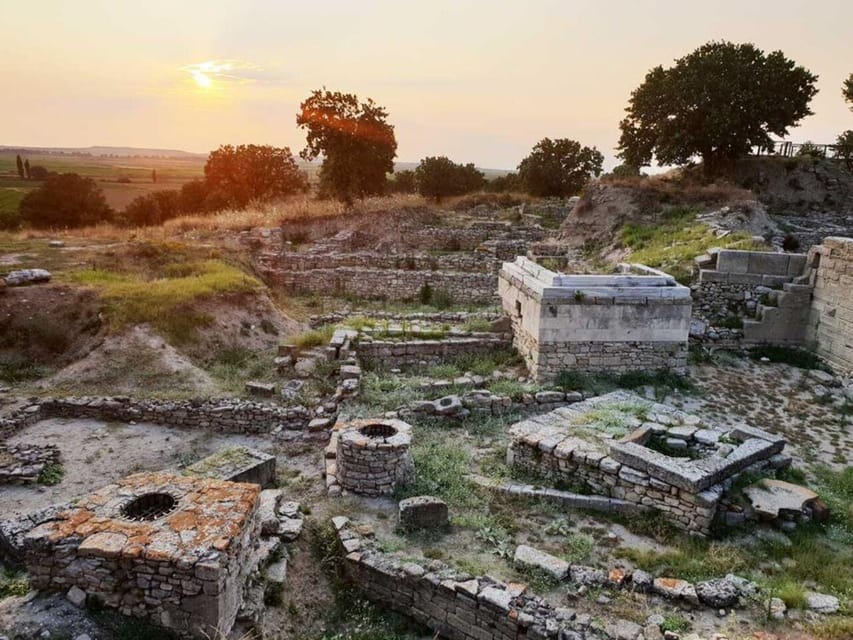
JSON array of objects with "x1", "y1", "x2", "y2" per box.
[
  {"x1": 499, "y1": 258, "x2": 691, "y2": 381},
  {"x1": 24, "y1": 472, "x2": 260, "y2": 638}
]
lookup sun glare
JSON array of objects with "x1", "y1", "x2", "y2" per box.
[{"x1": 192, "y1": 70, "x2": 212, "y2": 89}]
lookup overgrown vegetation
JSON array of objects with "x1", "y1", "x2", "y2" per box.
[
  {"x1": 37, "y1": 462, "x2": 64, "y2": 486},
  {"x1": 68, "y1": 250, "x2": 260, "y2": 343},
  {"x1": 553, "y1": 368, "x2": 693, "y2": 396},
  {"x1": 0, "y1": 570, "x2": 29, "y2": 599},
  {"x1": 620, "y1": 206, "x2": 758, "y2": 283}
]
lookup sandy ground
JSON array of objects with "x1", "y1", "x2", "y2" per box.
[{"x1": 0, "y1": 417, "x2": 318, "y2": 518}]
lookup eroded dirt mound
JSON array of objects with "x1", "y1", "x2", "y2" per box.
[
  {"x1": 556, "y1": 177, "x2": 768, "y2": 248},
  {"x1": 41, "y1": 325, "x2": 218, "y2": 396},
  {"x1": 0, "y1": 285, "x2": 106, "y2": 378}
]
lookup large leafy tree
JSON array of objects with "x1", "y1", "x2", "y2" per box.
[
  {"x1": 20, "y1": 173, "x2": 112, "y2": 228},
  {"x1": 297, "y1": 89, "x2": 397, "y2": 203},
  {"x1": 518, "y1": 138, "x2": 603, "y2": 197},
  {"x1": 204, "y1": 144, "x2": 308, "y2": 208},
  {"x1": 844, "y1": 73, "x2": 853, "y2": 109},
  {"x1": 414, "y1": 156, "x2": 486, "y2": 201},
  {"x1": 618, "y1": 41, "x2": 818, "y2": 174}
]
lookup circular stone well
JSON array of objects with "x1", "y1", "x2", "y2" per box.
[{"x1": 336, "y1": 418, "x2": 414, "y2": 496}]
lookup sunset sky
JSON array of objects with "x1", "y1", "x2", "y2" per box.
[{"x1": 1, "y1": 0, "x2": 851, "y2": 170}]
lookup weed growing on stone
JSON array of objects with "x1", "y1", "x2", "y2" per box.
[
  {"x1": 0, "y1": 570, "x2": 28, "y2": 599},
  {"x1": 660, "y1": 613, "x2": 691, "y2": 633},
  {"x1": 37, "y1": 462, "x2": 64, "y2": 486},
  {"x1": 287, "y1": 325, "x2": 336, "y2": 350}
]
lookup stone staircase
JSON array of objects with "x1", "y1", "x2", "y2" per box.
[{"x1": 742, "y1": 282, "x2": 813, "y2": 344}]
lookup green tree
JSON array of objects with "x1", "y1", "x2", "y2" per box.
[
  {"x1": 486, "y1": 172, "x2": 521, "y2": 193},
  {"x1": 297, "y1": 89, "x2": 397, "y2": 203},
  {"x1": 414, "y1": 156, "x2": 486, "y2": 201},
  {"x1": 387, "y1": 169, "x2": 416, "y2": 194},
  {"x1": 203, "y1": 144, "x2": 308, "y2": 209},
  {"x1": 844, "y1": 73, "x2": 853, "y2": 109},
  {"x1": 618, "y1": 42, "x2": 817, "y2": 175},
  {"x1": 15, "y1": 154, "x2": 24, "y2": 179},
  {"x1": 19, "y1": 173, "x2": 113, "y2": 228},
  {"x1": 23, "y1": 159, "x2": 30, "y2": 179},
  {"x1": 518, "y1": 138, "x2": 603, "y2": 197},
  {"x1": 123, "y1": 190, "x2": 181, "y2": 226},
  {"x1": 836, "y1": 130, "x2": 853, "y2": 171}
]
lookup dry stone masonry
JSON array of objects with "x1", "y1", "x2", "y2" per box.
[
  {"x1": 499, "y1": 257, "x2": 691, "y2": 381},
  {"x1": 507, "y1": 391, "x2": 789, "y2": 535},
  {"x1": 24, "y1": 472, "x2": 261, "y2": 638},
  {"x1": 0, "y1": 443, "x2": 60, "y2": 484},
  {"x1": 332, "y1": 418, "x2": 414, "y2": 496},
  {"x1": 807, "y1": 237, "x2": 853, "y2": 372},
  {"x1": 693, "y1": 249, "x2": 812, "y2": 345}
]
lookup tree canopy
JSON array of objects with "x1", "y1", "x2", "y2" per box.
[
  {"x1": 844, "y1": 73, "x2": 853, "y2": 109},
  {"x1": 203, "y1": 144, "x2": 308, "y2": 208},
  {"x1": 618, "y1": 41, "x2": 818, "y2": 174},
  {"x1": 517, "y1": 138, "x2": 603, "y2": 197},
  {"x1": 297, "y1": 89, "x2": 397, "y2": 203},
  {"x1": 414, "y1": 156, "x2": 486, "y2": 201},
  {"x1": 19, "y1": 173, "x2": 112, "y2": 228}
]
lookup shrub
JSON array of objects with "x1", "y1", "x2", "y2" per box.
[
  {"x1": 782, "y1": 233, "x2": 801, "y2": 252},
  {"x1": 414, "y1": 156, "x2": 486, "y2": 201},
  {"x1": 417, "y1": 282, "x2": 433, "y2": 305},
  {"x1": 430, "y1": 288, "x2": 454, "y2": 310},
  {"x1": 19, "y1": 173, "x2": 113, "y2": 228},
  {"x1": 287, "y1": 325, "x2": 335, "y2": 350},
  {"x1": 518, "y1": 138, "x2": 603, "y2": 197},
  {"x1": 554, "y1": 370, "x2": 591, "y2": 391},
  {"x1": 123, "y1": 190, "x2": 181, "y2": 226},
  {"x1": 38, "y1": 463, "x2": 64, "y2": 486}
]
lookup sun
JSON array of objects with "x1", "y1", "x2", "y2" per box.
[{"x1": 191, "y1": 70, "x2": 212, "y2": 89}]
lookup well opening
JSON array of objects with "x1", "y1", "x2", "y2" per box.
[
  {"x1": 121, "y1": 492, "x2": 178, "y2": 522},
  {"x1": 359, "y1": 423, "x2": 398, "y2": 439}
]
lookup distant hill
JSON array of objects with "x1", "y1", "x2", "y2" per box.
[{"x1": 0, "y1": 145, "x2": 206, "y2": 159}]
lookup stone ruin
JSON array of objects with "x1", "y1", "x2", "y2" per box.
[
  {"x1": 0, "y1": 443, "x2": 60, "y2": 484},
  {"x1": 329, "y1": 418, "x2": 414, "y2": 497},
  {"x1": 24, "y1": 471, "x2": 261, "y2": 638},
  {"x1": 507, "y1": 391, "x2": 791, "y2": 535},
  {"x1": 499, "y1": 257, "x2": 692, "y2": 381}
]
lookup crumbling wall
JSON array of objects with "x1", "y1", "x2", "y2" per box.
[
  {"x1": 357, "y1": 335, "x2": 511, "y2": 369},
  {"x1": 0, "y1": 397, "x2": 313, "y2": 441},
  {"x1": 807, "y1": 237, "x2": 853, "y2": 372}
]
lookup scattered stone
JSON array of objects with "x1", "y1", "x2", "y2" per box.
[
  {"x1": 805, "y1": 591, "x2": 839, "y2": 614},
  {"x1": 245, "y1": 381, "x2": 276, "y2": 397},
  {"x1": 48, "y1": 240, "x2": 65, "y2": 248},
  {"x1": 744, "y1": 479, "x2": 819, "y2": 519},
  {"x1": 570, "y1": 565, "x2": 606, "y2": 586},
  {"x1": 66, "y1": 586, "x2": 86, "y2": 609},
  {"x1": 769, "y1": 596, "x2": 786, "y2": 619},
  {"x1": 398, "y1": 496, "x2": 448, "y2": 531},
  {"x1": 3, "y1": 268, "x2": 52, "y2": 286},
  {"x1": 696, "y1": 577, "x2": 741, "y2": 608},
  {"x1": 608, "y1": 619, "x2": 643, "y2": 640},
  {"x1": 653, "y1": 577, "x2": 699, "y2": 605},
  {"x1": 514, "y1": 544, "x2": 569, "y2": 581}
]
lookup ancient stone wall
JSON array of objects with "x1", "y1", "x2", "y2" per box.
[
  {"x1": 357, "y1": 335, "x2": 511, "y2": 369},
  {"x1": 265, "y1": 266, "x2": 498, "y2": 304},
  {"x1": 692, "y1": 249, "x2": 811, "y2": 346},
  {"x1": 332, "y1": 517, "x2": 612, "y2": 640},
  {"x1": 0, "y1": 397, "x2": 313, "y2": 441},
  {"x1": 807, "y1": 237, "x2": 853, "y2": 372},
  {"x1": 499, "y1": 258, "x2": 691, "y2": 381},
  {"x1": 507, "y1": 393, "x2": 788, "y2": 535},
  {"x1": 24, "y1": 473, "x2": 261, "y2": 638}
]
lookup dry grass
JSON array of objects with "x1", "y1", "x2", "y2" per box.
[
  {"x1": 5, "y1": 193, "x2": 433, "y2": 242},
  {"x1": 599, "y1": 173, "x2": 752, "y2": 209}
]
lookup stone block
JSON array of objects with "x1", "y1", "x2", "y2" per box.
[
  {"x1": 398, "y1": 496, "x2": 449, "y2": 531},
  {"x1": 513, "y1": 544, "x2": 569, "y2": 581}
]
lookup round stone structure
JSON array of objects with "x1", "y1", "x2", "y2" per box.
[{"x1": 336, "y1": 418, "x2": 414, "y2": 496}]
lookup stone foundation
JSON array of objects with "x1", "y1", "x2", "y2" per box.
[
  {"x1": 507, "y1": 392, "x2": 787, "y2": 535},
  {"x1": 357, "y1": 334, "x2": 511, "y2": 370},
  {"x1": 499, "y1": 258, "x2": 691, "y2": 381},
  {"x1": 24, "y1": 472, "x2": 261, "y2": 638}
]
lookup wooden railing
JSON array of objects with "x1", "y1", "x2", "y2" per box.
[{"x1": 752, "y1": 141, "x2": 840, "y2": 158}]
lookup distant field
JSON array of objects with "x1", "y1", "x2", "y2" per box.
[
  {"x1": 0, "y1": 151, "x2": 207, "y2": 211},
  {"x1": 0, "y1": 186, "x2": 26, "y2": 226}
]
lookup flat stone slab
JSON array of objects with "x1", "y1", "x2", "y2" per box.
[
  {"x1": 398, "y1": 496, "x2": 448, "y2": 531},
  {"x1": 4, "y1": 268, "x2": 52, "y2": 286},
  {"x1": 514, "y1": 544, "x2": 569, "y2": 581},
  {"x1": 744, "y1": 479, "x2": 819, "y2": 518}
]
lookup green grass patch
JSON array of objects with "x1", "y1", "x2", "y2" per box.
[
  {"x1": 287, "y1": 325, "x2": 335, "y2": 350},
  {"x1": 553, "y1": 368, "x2": 692, "y2": 395},
  {"x1": 615, "y1": 539, "x2": 752, "y2": 583},
  {"x1": 69, "y1": 259, "x2": 259, "y2": 343},
  {"x1": 37, "y1": 462, "x2": 64, "y2": 486},
  {"x1": 620, "y1": 206, "x2": 758, "y2": 283},
  {"x1": 0, "y1": 187, "x2": 27, "y2": 230},
  {"x1": 569, "y1": 400, "x2": 650, "y2": 439},
  {"x1": 0, "y1": 569, "x2": 29, "y2": 599},
  {"x1": 395, "y1": 431, "x2": 479, "y2": 509}
]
